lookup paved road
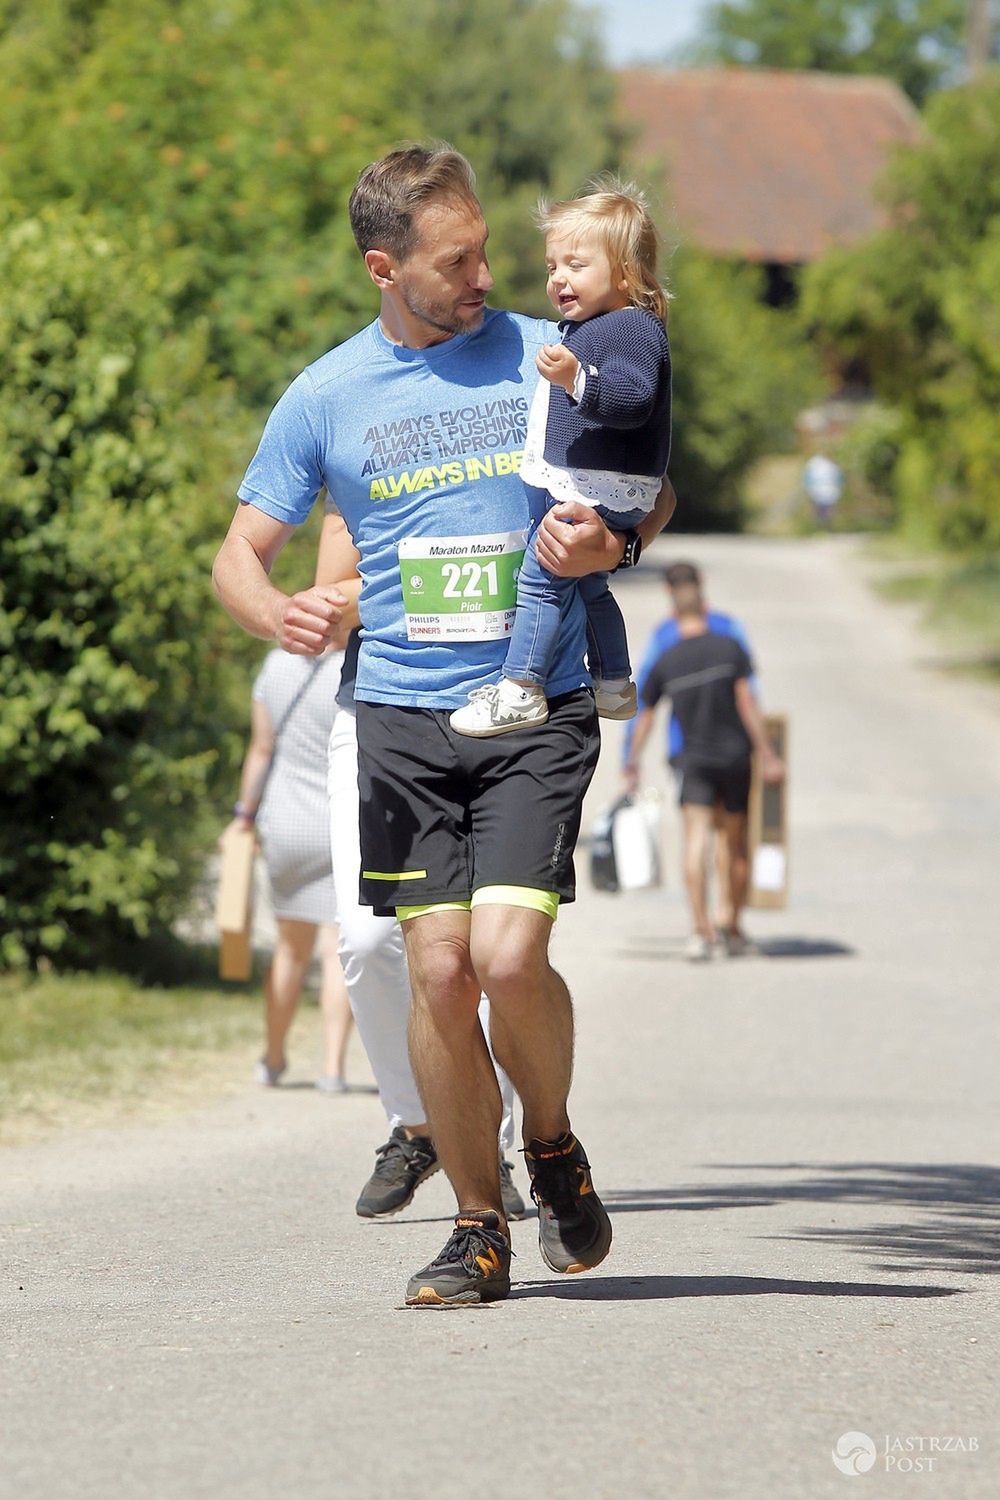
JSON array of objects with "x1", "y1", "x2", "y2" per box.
[{"x1": 3, "y1": 536, "x2": 998, "y2": 1500}]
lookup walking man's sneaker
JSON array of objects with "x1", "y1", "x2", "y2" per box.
[
  {"x1": 449, "y1": 680, "x2": 548, "y2": 737},
  {"x1": 524, "y1": 1131, "x2": 613, "y2": 1274},
  {"x1": 355, "y1": 1127, "x2": 439, "y2": 1218},
  {"x1": 499, "y1": 1153, "x2": 527, "y2": 1220},
  {"x1": 405, "y1": 1211, "x2": 512, "y2": 1306}
]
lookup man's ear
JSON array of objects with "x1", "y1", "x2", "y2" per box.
[{"x1": 364, "y1": 249, "x2": 394, "y2": 289}]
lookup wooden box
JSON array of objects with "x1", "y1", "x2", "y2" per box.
[{"x1": 748, "y1": 713, "x2": 788, "y2": 910}]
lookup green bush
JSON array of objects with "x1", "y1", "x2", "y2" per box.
[{"x1": 0, "y1": 203, "x2": 254, "y2": 968}]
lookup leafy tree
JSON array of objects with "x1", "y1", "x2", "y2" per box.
[
  {"x1": 0, "y1": 202, "x2": 254, "y2": 967},
  {"x1": 690, "y1": 0, "x2": 978, "y2": 106},
  {"x1": 801, "y1": 74, "x2": 1000, "y2": 547},
  {"x1": 0, "y1": 0, "x2": 410, "y2": 405},
  {"x1": 667, "y1": 253, "x2": 821, "y2": 528},
  {"x1": 391, "y1": 0, "x2": 624, "y2": 313}
]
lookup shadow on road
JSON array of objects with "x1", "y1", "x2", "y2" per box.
[
  {"x1": 615, "y1": 935, "x2": 855, "y2": 961},
  {"x1": 510, "y1": 1274, "x2": 959, "y2": 1302},
  {"x1": 604, "y1": 1163, "x2": 1000, "y2": 1277}
]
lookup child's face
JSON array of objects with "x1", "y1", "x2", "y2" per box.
[{"x1": 544, "y1": 233, "x2": 629, "y2": 321}]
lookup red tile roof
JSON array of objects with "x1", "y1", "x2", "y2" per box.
[{"x1": 618, "y1": 68, "x2": 922, "y2": 263}]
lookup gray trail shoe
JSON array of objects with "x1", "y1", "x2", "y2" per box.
[
  {"x1": 355, "y1": 1127, "x2": 439, "y2": 1218},
  {"x1": 405, "y1": 1212, "x2": 512, "y2": 1307},
  {"x1": 499, "y1": 1153, "x2": 527, "y2": 1220},
  {"x1": 524, "y1": 1131, "x2": 612, "y2": 1274}
]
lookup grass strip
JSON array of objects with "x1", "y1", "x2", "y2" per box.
[{"x1": 0, "y1": 969, "x2": 262, "y2": 1145}]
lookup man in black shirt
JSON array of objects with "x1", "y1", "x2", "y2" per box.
[{"x1": 623, "y1": 580, "x2": 784, "y2": 960}]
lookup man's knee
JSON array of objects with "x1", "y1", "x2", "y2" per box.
[{"x1": 406, "y1": 932, "x2": 479, "y2": 1009}]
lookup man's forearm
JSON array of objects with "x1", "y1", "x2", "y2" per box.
[
  {"x1": 213, "y1": 533, "x2": 287, "y2": 641},
  {"x1": 624, "y1": 707, "x2": 655, "y2": 770}
]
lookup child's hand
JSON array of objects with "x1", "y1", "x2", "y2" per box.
[{"x1": 536, "y1": 343, "x2": 580, "y2": 394}]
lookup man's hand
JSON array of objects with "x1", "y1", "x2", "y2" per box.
[
  {"x1": 535, "y1": 500, "x2": 623, "y2": 577},
  {"x1": 536, "y1": 343, "x2": 581, "y2": 394},
  {"x1": 761, "y1": 749, "x2": 786, "y2": 786},
  {"x1": 276, "y1": 584, "x2": 348, "y2": 655}
]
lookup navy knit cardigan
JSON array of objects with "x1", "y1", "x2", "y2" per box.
[{"x1": 544, "y1": 307, "x2": 671, "y2": 478}]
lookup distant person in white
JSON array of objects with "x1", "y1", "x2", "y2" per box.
[{"x1": 802, "y1": 453, "x2": 844, "y2": 528}]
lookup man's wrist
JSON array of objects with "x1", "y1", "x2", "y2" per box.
[{"x1": 233, "y1": 802, "x2": 256, "y2": 822}]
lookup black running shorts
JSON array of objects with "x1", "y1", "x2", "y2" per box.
[
  {"x1": 355, "y1": 690, "x2": 600, "y2": 916},
  {"x1": 677, "y1": 758, "x2": 752, "y2": 814}
]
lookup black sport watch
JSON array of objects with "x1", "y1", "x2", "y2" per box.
[{"x1": 614, "y1": 528, "x2": 642, "y2": 571}]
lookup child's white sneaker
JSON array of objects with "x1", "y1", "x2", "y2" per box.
[
  {"x1": 594, "y1": 679, "x2": 638, "y2": 720},
  {"x1": 450, "y1": 680, "x2": 549, "y2": 737}
]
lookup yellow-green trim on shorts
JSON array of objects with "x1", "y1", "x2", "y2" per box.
[
  {"x1": 396, "y1": 900, "x2": 472, "y2": 922},
  {"x1": 471, "y1": 886, "x2": 560, "y2": 920},
  {"x1": 396, "y1": 888, "x2": 560, "y2": 922},
  {"x1": 362, "y1": 869, "x2": 428, "y2": 882}
]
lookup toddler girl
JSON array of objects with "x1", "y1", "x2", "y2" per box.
[{"x1": 451, "y1": 178, "x2": 671, "y2": 736}]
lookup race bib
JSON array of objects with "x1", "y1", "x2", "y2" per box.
[{"x1": 398, "y1": 531, "x2": 526, "y2": 641}]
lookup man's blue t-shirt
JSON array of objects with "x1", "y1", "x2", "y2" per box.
[
  {"x1": 238, "y1": 309, "x2": 591, "y2": 710},
  {"x1": 624, "y1": 609, "x2": 753, "y2": 763}
]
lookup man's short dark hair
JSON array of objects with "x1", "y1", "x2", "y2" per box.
[
  {"x1": 663, "y1": 560, "x2": 701, "y2": 589},
  {"x1": 348, "y1": 144, "x2": 479, "y2": 263}
]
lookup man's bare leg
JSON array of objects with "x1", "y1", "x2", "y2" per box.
[
  {"x1": 468, "y1": 904, "x2": 572, "y2": 1145},
  {"x1": 471, "y1": 900, "x2": 611, "y2": 1276},
  {"x1": 402, "y1": 909, "x2": 504, "y2": 1218},
  {"x1": 713, "y1": 802, "x2": 734, "y2": 931},
  {"x1": 682, "y1": 805, "x2": 715, "y2": 940},
  {"x1": 721, "y1": 810, "x2": 750, "y2": 938}
]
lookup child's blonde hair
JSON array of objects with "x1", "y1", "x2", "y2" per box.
[{"x1": 536, "y1": 175, "x2": 669, "y2": 326}]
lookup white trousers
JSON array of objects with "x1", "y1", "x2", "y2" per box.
[{"x1": 327, "y1": 708, "x2": 515, "y2": 1149}]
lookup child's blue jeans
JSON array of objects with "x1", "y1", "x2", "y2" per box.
[{"x1": 503, "y1": 487, "x2": 647, "y2": 687}]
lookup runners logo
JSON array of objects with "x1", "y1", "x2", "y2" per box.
[
  {"x1": 474, "y1": 1247, "x2": 503, "y2": 1278},
  {"x1": 832, "y1": 1433, "x2": 877, "y2": 1476},
  {"x1": 576, "y1": 1166, "x2": 593, "y2": 1196}
]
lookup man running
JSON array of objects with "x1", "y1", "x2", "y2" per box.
[{"x1": 213, "y1": 145, "x2": 674, "y2": 1306}]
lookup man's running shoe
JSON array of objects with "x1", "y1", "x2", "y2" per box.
[
  {"x1": 355, "y1": 1127, "x2": 439, "y2": 1218},
  {"x1": 405, "y1": 1211, "x2": 511, "y2": 1307},
  {"x1": 524, "y1": 1131, "x2": 612, "y2": 1274},
  {"x1": 449, "y1": 681, "x2": 548, "y2": 737},
  {"x1": 593, "y1": 679, "x2": 638, "y2": 720},
  {"x1": 499, "y1": 1153, "x2": 527, "y2": 1220}
]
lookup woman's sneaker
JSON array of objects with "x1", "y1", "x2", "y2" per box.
[
  {"x1": 355, "y1": 1127, "x2": 439, "y2": 1218},
  {"x1": 405, "y1": 1212, "x2": 512, "y2": 1306},
  {"x1": 254, "y1": 1059, "x2": 286, "y2": 1086},
  {"x1": 524, "y1": 1132, "x2": 613, "y2": 1274},
  {"x1": 449, "y1": 681, "x2": 548, "y2": 737},
  {"x1": 499, "y1": 1153, "x2": 527, "y2": 1220}
]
